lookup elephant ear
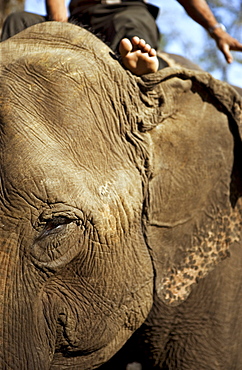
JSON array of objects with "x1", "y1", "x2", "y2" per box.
[{"x1": 140, "y1": 68, "x2": 242, "y2": 306}]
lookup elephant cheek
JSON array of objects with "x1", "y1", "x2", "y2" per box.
[
  {"x1": 39, "y1": 282, "x2": 133, "y2": 355},
  {"x1": 38, "y1": 258, "x2": 153, "y2": 360},
  {"x1": 38, "y1": 288, "x2": 115, "y2": 355}
]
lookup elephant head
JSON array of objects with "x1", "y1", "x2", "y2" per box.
[{"x1": 0, "y1": 22, "x2": 241, "y2": 369}]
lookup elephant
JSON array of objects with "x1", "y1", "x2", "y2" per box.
[
  {"x1": 0, "y1": 21, "x2": 242, "y2": 369},
  {"x1": 157, "y1": 51, "x2": 242, "y2": 97}
]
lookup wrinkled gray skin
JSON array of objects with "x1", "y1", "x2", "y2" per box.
[
  {"x1": 0, "y1": 22, "x2": 242, "y2": 370},
  {"x1": 158, "y1": 51, "x2": 242, "y2": 96}
]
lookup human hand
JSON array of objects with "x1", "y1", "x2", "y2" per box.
[{"x1": 212, "y1": 29, "x2": 242, "y2": 64}]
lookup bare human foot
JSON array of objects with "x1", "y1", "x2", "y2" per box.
[{"x1": 119, "y1": 36, "x2": 159, "y2": 76}]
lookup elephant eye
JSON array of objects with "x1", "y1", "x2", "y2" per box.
[
  {"x1": 45, "y1": 216, "x2": 72, "y2": 231},
  {"x1": 38, "y1": 216, "x2": 74, "y2": 239}
]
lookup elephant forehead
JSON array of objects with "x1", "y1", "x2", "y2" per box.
[
  {"x1": 1, "y1": 72, "x2": 143, "y2": 228},
  {"x1": 1, "y1": 22, "x2": 121, "y2": 77},
  {"x1": 2, "y1": 135, "x2": 142, "y2": 226},
  {"x1": 1, "y1": 33, "x2": 132, "y2": 121},
  {"x1": 2, "y1": 105, "x2": 139, "y2": 186},
  {"x1": 0, "y1": 49, "x2": 137, "y2": 166},
  {"x1": 1, "y1": 54, "x2": 118, "y2": 130}
]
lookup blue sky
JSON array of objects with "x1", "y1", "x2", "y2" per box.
[{"x1": 25, "y1": 0, "x2": 242, "y2": 87}]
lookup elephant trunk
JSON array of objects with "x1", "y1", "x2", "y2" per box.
[{"x1": 0, "y1": 232, "x2": 52, "y2": 369}]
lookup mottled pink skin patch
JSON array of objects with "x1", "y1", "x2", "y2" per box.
[{"x1": 160, "y1": 201, "x2": 242, "y2": 305}]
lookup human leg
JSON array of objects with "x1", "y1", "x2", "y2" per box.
[
  {"x1": 70, "y1": 3, "x2": 160, "y2": 75},
  {"x1": 111, "y1": 5, "x2": 159, "y2": 75},
  {"x1": 107, "y1": 4, "x2": 159, "y2": 53},
  {"x1": 1, "y1": 12, "x2": 46, "y2": 41}
]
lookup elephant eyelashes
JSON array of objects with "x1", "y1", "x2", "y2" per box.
[{"x1": 37, "y1": 216, "x2": 74, "y2": 240}]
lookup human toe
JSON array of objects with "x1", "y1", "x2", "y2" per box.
[
  {"x1": 119, "y1": 38, "x2": 133, "y2": 56},
  {"x1": 149, "y1": 47, "x2": 157, "y2": 56},
  {"x1": 131, "y1": 36, "x2": 140, "y2": 46},
  {"x1": 142, "y1": 43, "x2": 152, "y2": 53},
  {"x1": 138, "y1": 38, "x2": 146, "y2": 49}
]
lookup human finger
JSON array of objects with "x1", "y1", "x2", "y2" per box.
[{"x1": 220, "y1": 43, "x2": 233, "y2": 64}]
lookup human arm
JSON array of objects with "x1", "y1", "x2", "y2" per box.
[
  {"x1": 45, "y1": 0, "x2": 68, "y2": 22},
  {"x1": 177, "y1": 0, "x2": 242, "y2": 63}
]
